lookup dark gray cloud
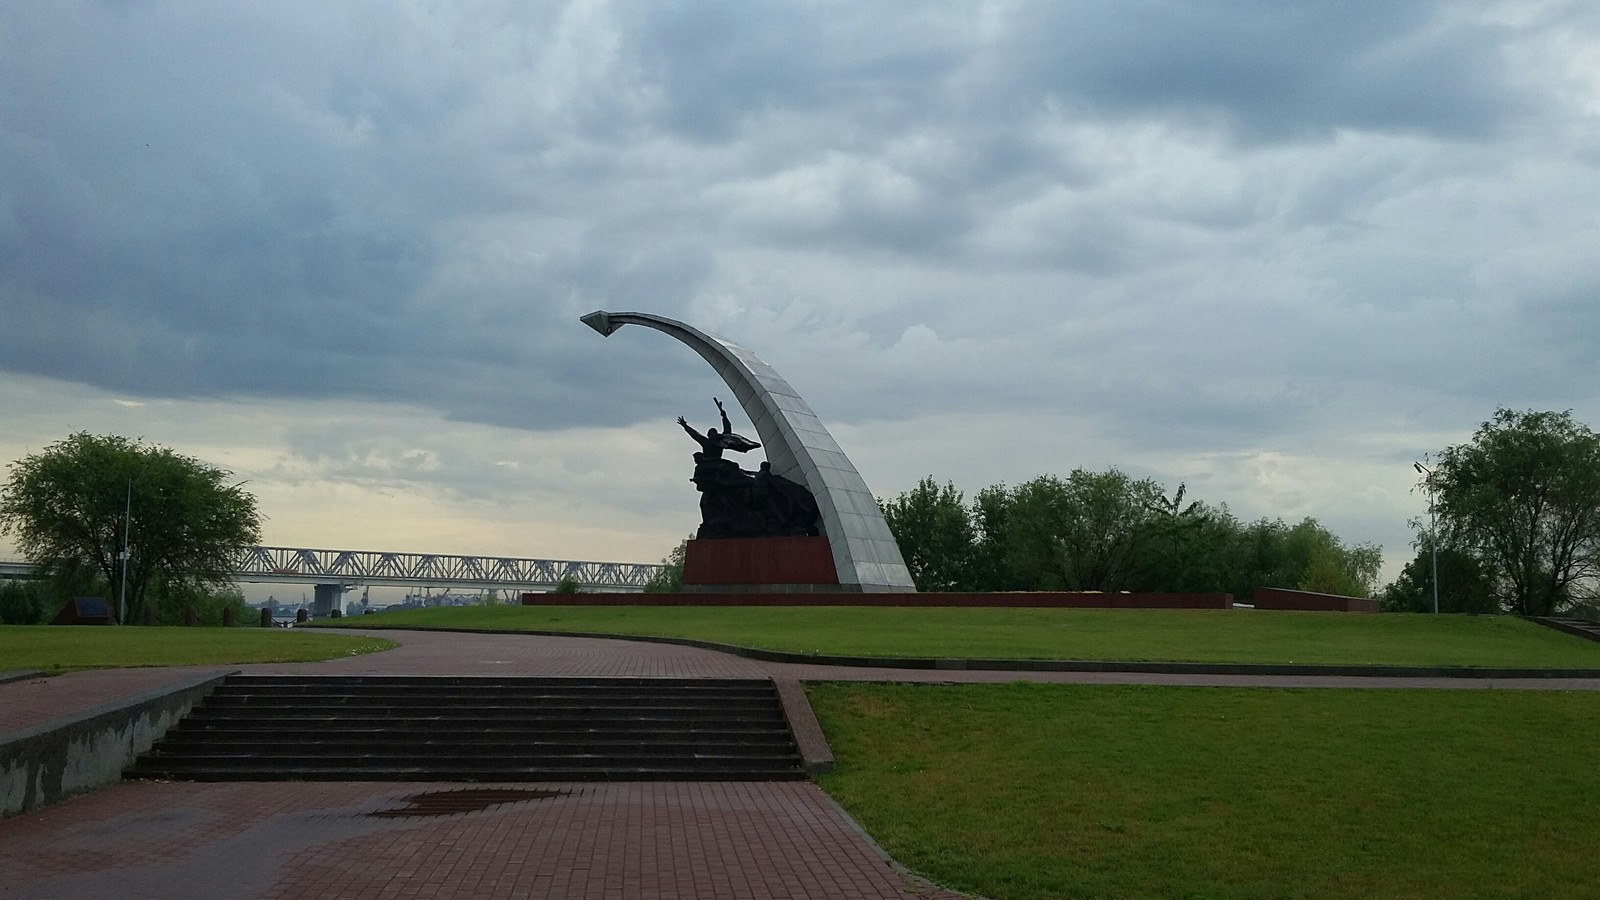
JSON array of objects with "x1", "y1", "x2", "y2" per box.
[
  {"x1": 1006, "y1": 2, "x2": 1523, "y2": 142},
  {"x1": 0, "y1": 0, "x2": 1595, "y2": 474}
]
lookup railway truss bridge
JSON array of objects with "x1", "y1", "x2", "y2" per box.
[{"x1": 2, "y1": 546, "x2": 665, "y2": 618}]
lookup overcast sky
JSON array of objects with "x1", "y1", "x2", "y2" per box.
[{"x1": 3, "y1": 1, "x2": 1598, "y2": 591}]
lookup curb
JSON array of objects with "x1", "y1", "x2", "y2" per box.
[
  {"x1": 1, "y1": 668, "x2": 238, "y2": 818},
  {"x1": 813, "y1": 787, "x2": 986, "y2": 899},
  {"x1": 324, "y1": 625, "x2": 1600, "y2": 680},
  {"x1": 0, "y1": 670, "x2": 44, "y2": 687},
  {"x1": 771, "y1": 678, "x2": 834, "y2": 774}
]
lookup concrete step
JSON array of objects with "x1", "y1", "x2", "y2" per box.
[
  {"x1": 221, "y1": 675, "x2": 773, "y2": 689},
  {"x1": 149, "y1": 737, "x2": 796, "y2": 756},
  {"x1": 155, "y1": 730, "x2": 794, "y2": 746},
  {"x1": 121, "y1": 765, "x2": 810, "y2": 782},
  {"x1": 180, "y1": 707, "x2": 787, "y2": 720},
  {"x1": 132, "y1": 746, "x2": 806, "y2": 759},
  {"x1": 125, "y1": 674, "x2": 804, "y2": 782},
  {"x1": 1528, "y1": 616, "x2": 1600, "y2": 644},
  {"x1": 199, "y1": 696, "x2": 781, "y2": 711}
]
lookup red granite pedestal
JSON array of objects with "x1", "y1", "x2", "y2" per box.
[{"x1": 680, "y1": 535, "x2": 841, "y2": 592}]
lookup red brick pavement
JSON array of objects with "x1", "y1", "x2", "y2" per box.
[
  {"x1": 0, "y1": 666, "x2": 232, "y2": 736},
  {"x1": 0, "y1": 781, "x2": 963, "y2": 899}
]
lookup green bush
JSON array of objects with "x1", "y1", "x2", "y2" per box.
[
  {"x1": 643, "y1": 537, "x2": 688, "y2": 593},
  {"x1": 0, "y1": 580, "x2": 55, "y2": 625},
  {"x1": 150, "y1": 579, "x2": 254, "y2": 626}
]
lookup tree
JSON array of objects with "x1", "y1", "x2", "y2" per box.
[
  {"x1": 150, "y1": 578, "x2": 254, "y2": 626},
  {"x1": 1183, "y1": 515, "x2": 1379, "y2": 601},
  {"x1": 970, "y1": 484, "x2": 1021, "y2": 591},
  {"x1": 872, "y1": 469, "x2": 1384, "y2": 597},
  {"x1": 0, "y1": 580, "x2": 55, "y2": 625},
  {"x1": 1002, "y1": 469, "x2": 1163, "y2": 592},
  {"x1": 1126, "y1": 485, "x2": 1238, "y2": 593},
  {"x1": 1380, "y1": 547, "x2": 1497, "y2": 614},
  {"x1": 643, "y1": 537, "x2": 690, "y2": 593},
  {"x1": 1425, "y1": 409, "x2": 1600, "y2": 616},
  {"x1": 1286, "y1": 518, "x2": 1383, "y2": 598},
  {"x1": 0, "y1": 433, "x2": 262, "y2": 624},
  {"x1": 880, "y1": 477, "x2": 977, "y2": 591}
]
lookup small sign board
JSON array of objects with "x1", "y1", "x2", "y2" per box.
[{"x1": 52, "y1": 597, "x2": 112, "y2": 625}]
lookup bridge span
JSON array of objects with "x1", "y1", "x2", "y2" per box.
[
  {"x1": 234, "y1": 546, "x2": 662, "y2": 592},
  {"x1": 2, "y1": 546, "x2": 666, "y2": 616}
]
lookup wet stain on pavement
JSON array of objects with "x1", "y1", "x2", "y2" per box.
[{"x1": 368, "y1": 788, "x2": 569, "y2": 818}]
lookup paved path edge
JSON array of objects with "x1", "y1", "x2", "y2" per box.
[
  {"x1": 1, "y1": 668, "x2": 237, "y2": 817},
  {"x1": 325, "y1": 624, "x2": 1600, "y2": 680},
  {"x1": 814, "y1": 786, "x2": 987, "y2": 900},
  {"x1": 773, "y1": 678, "x2": 834, "y2": 774},
  {"x1": 0, "y1": 669, "x2": 44, "y2": 686}
]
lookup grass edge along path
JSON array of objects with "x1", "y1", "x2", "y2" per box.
[
  {"x1": 321, "y1": 605, "x2": 1600, "y2": 669},
  {"x1": 808, "y1": 681, "x2": 1600, "y2": 900},
  {"x1": 0, "y1": 625, "x2": 396, "y2": 672}
]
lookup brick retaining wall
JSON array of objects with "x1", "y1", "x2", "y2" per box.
[{"x1": 526, "y1": 591, "x2": 1235, "y2": 608}]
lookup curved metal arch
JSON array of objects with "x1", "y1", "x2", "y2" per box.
[{"x1": 583, "y1": 310, "x2": 915, "y2": 592}]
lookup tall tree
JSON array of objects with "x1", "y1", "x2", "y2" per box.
[
  {"x1": 1286, "y1": 518, "x2": 1383, "y2": 598},
  {"x1": 1003, "y1": 469, "x2": 1162, "y2": 591},
  {"x1": 970, "y1": 484, "x2": 1021, "y2": 591},
  {"x1": 0, "y1": 433, "x2": 262, "y2": 623},
  {"x1": 1380, "y1": 547, "x2": 1498, "y2": 614},
  {"x1": 881, "y1": 477, "x2": 977, "y2": 591},
  {"x1": 1216, "y1": 516, "x2": 1380, "y2": 600},
  {"x1": 1127, "y1": 485, "x2": 1234, "y2": 593},
  {"x1": 1426, "y1": 409, "x2": 1600, "y2": 616}
]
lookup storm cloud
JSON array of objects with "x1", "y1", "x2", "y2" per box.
[{"x1": 2, "y1": 0, "x2": 1597, "y2": 571}]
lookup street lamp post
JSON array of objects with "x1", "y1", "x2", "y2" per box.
[
  {"x1": 119, "y1": 479, "x2": 131, "y2": 625},
  {"x1": 1414, "y1": 462, "x2": 1439, "y2": 615}
]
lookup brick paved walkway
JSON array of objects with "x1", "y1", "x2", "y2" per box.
[
  {"x1": 5, "y1": 627, "x2": 1600, "y2": 899},
  {"x1": 0, "y1": 781, "x2": 960, "y2": 899}
]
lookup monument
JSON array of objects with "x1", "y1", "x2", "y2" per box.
[
  {"x1": 581, "y1": 310, "x2": 915, "y2": 593},
  {"x1": 677, "y1": 398, "x2": 821, "y2": 540}
]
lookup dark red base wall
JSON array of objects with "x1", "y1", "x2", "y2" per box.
[
  {"x1": 1251, "y1": 587, "x2": 1378, "y2": 613},
  {"x1": 681, "y1": 536, "x2": 838, "y2": 586},
  {"x1": 523, "y1": 591, "x2": 1235, "y2": 608}
]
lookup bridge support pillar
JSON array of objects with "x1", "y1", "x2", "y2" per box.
[{"x1": 312, "y1": 583, "x2": 344, "y2": 619}]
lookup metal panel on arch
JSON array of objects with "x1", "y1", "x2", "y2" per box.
[{"x1": 581, "y1": 310, "x2": 915, "y2": 592}]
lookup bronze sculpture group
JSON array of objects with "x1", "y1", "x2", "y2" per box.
[{"x1": 678, "y1": 399, "x2": 820, "y2": 539}]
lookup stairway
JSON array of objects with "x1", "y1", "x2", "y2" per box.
[
  {"x1": 1530, "y1": 616, "x2": 1600, "y2": 644},
  {"x1": 124, "y1": 675, "x2": 805, "y2": 782}
]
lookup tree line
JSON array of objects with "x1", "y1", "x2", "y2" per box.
[
  {"x1": 881, "y1": 471, "x2": 1382, "y2": 598},
  {"x1": 882, "y1": 407, "x2": 1600, "y2": 616},
  {"x1": 5, "y1": 406, "x2": 1597, "y2": 622}
]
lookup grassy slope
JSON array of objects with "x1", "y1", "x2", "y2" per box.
[
  {"x1": 326, "y1": 605, "x2": 1600, "y2": 668},
  {"x1": 0, "y1": 625, "x2": 395, "y2": 671},
  {"x1": 810, "y1": 682, "x2": 1600, "y2": 900}
]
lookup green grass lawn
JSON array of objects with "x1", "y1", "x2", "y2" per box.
[
  {"x1": 324, "y1": 604, "x2": 1600, "y2": 668},
  {"x1": 0, "y1": 625, "x2": 395, "y2": 672},
  {"x1": 809, "y1": 682, "x2": 1600, "y2": 899}
]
